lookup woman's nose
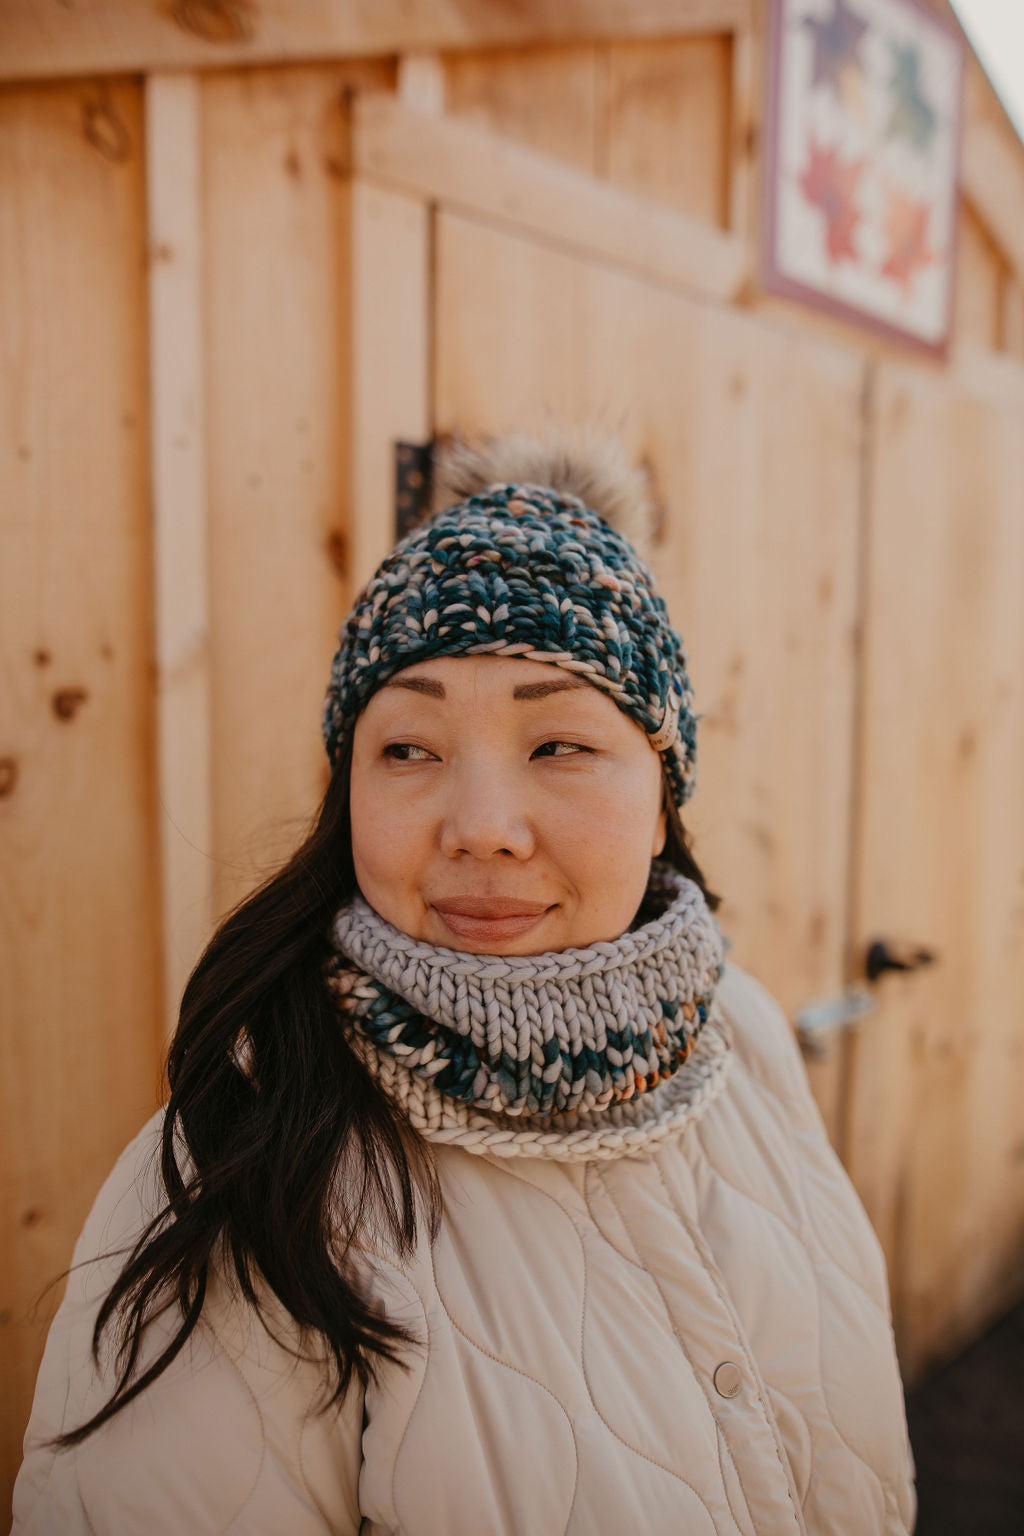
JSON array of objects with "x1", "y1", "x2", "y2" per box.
[{"x1": 438, "y1": 763, "x2": 535, "y2": 860}]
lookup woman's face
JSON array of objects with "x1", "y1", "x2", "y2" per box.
[{"x1": 349, "y1": 655, "x2": 668, "y2": 954}]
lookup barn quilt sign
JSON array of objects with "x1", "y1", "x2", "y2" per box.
[{"x1": 762, "y1": 0, "x2": 965, "y2": 356}]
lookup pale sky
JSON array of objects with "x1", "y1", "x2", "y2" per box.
[{"x1": 949, "y1": 0, "x2": 1024, "y2": 143}]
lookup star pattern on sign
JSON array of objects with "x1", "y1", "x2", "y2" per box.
[
  {"x1": 887, "y1": 41, "x2": 938, "y2": 152},
  {"x1": 798, "y1": 135, "x2": 866, "y2": 265},
  {"x1": 880, "y1": 185, "x2": 936, "y2": 293},
  {"x1": 801, "y1": 0, "x2": 869, "y2": 95}
]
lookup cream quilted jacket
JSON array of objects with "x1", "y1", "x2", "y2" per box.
[{"x1": 13, "y1": 963, "x2": 916, "y2": 1535}]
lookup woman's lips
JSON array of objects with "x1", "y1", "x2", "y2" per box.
[{"x1": 432, "y1": 898, "x2": 554, "y2": 943}]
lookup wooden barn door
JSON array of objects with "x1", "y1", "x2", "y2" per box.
[
  {"x1": 359, "y1": 113, "x2": 1024, "y2": 1381},
  {"x1": 427, "y1": 204, "x2": 866, "y2": 1151},
  {"x1": 844, "y1": 352, "x2": 1024, "y2": 1378}
]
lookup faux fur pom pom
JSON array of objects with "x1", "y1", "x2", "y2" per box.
[{"x1": 431, "y1": 423, "x2": 655, "y2": 559}]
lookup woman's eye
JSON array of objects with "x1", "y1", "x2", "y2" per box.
[
  {"x1": 533, "y1": 740, "x2": 592, "y2": 758},
  {"x1": 383, "y1": 743, "x2": 435, "y2": 762},
  {"x1": 383, "y1": 741, "x2": 592, "y2": 761}
]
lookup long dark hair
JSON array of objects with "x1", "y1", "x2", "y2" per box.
[{"x1": 56, "y1": 738, "x2": 721, "y2": 1446}]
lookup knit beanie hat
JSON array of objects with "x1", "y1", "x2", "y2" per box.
[{"x1": 321, "y1": 427, "x2": 700, "y2": 808}]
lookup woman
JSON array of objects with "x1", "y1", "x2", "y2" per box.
[{"x1": 14, "y1": 428, "x2": 916, "y2": 1534}]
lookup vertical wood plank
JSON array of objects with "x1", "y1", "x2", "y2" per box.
[
  {"x1": 958, "y1": 56, "x2": 1024, "y2": 299},
  {"x1": 145, "y1": 72, "x2": 213, "y2": 1039},
  {"x1": 349, "y1": 179, "x2": 431, "y2": 588},
  {"x1": 845, "y1": 352, "x2": 1024, "y2": 1379},
  {"x1": 0, "y1": 77, "x2": 162, "y2": 1507},
  {"x1": 397, "y1": 51, "x2": 445, "y2": 115},
  {"x1": 604, "y1": 35, "x2": 732, "y2": 227},
  {"x1": 954, "y1": 200, "x2": 1006, "y2": 354},
  {"x1": 1000, "y1": 278, "x2": 1024, "y2": 362},
  {"x1": 728, "y1": 14, "x2": 761, "y2": 245},
  {"x1": 199, "y1": 62, "x2": 391, "y2": 918}
]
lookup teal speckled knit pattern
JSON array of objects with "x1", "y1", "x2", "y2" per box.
[
  {"x1": 321, "y1": 481, "x2": 699, "y2": 807},
  {"x1": 325, "y1": 863, "x2": 725, "y2": 1118}
]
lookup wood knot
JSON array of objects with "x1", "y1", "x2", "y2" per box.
[
  {"x1": 326, "y1": 529, "x2": 349, "y2": 578},
  {"x1": 52, "y1": 687, "x2": 89, "y2": 721},
  {"x1": 82, "y1": 88, "x2": 132, "y2": 163},
  {"x1": 171, "y1": 0, "x2": 256, "y2": 43}
]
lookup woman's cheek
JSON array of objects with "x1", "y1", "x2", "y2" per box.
[{"x1": 545, "y1": 785, "x2": 626, "y2": 861}]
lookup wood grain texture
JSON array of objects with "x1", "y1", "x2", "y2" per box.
[
  {"x1": 0, "y1": 77, "x2": 162, "y2": 1509},
  {"x1": 433, "y1": 210, "x2": 862, "y2": 1153},
  {"x1": 2, "y1": 22, "x2": 1022, "y2": 1513},
  {"x1": 727, "y1": 17, "x2": 761, "y2": 243},
  {"x1": 396, "y1": 50, "x2": 446, "y2": 115},
  {"x1": 954, "y1": 199, "x2": 1007, "y2": 355},
  {"x1": 353, "y1": 92, "x2": 749, "y2": 303},
  {"x1": 348, "y1": 180, "x2": 431, "y2": 589},
  {"x1": 604, "y1": 35, "x2": 732, "y2": 227},
  {"x1": 1002, "y1": 281, "x2": 1024, "y2": 363},
  {"x1": 443, "y1": 34, "x2": 734, "y2": 228},
  {"x1": 145, "y1": 72, "x2": 214, "y2": 1040},
  {"x1": 845, "y1": 351, "x2": 1024, "y2": 1382},
  {"x1": 200, "y1": 62, "x2": 392, "y2": 920},
  {"x1": 960, "y1": 58, "x2": 1024, "y2": 291},
  {"x1": 445, "y1": 43, "x2": 603, "y2": 175},
  {"x1": 0, "y1": 0, "x2": 751, "y2": 81}
]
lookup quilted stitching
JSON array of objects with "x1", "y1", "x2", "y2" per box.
[
  {"x1": 715, "y1": 1424, "x2": 759, "y2": 1536},
  {"x1": 365, "y1": 962, "x2": 913, "y2": 1534},
  {"x1": 425, "y1": 1154, "x2": 733, "y2": 1532},
  {"x1": 13, "y1": 963, "x2": 915, "y2": 1536},
  {"x1": 701, "y1": 971, "x2": 913, "y2": 1532}
]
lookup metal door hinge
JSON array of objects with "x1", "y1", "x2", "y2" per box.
[
  {"x1": 795, "y1": 986, "x2": 877, "y2": 1058},
  {"x1": 395, "y1": 440, "x2": 435, "y2": 540}
]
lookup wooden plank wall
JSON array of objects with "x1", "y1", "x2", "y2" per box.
[
  {"x1": 444, "y1": 37, "x2": 732, "y2": 227},
  {"x1": 146, "y1": 72, "x2": 213, "y2": 1035},
  {"x1": 0, "y1": 0, "x2": 752, "y2": 79},
  {"x1": 198, "y1": 62, "x2": 390, "y2": 918},
  {"x1": 846, "y1": 351, "x2": 1024, "y2": 1377},
  {"x1": 0, "y1": 77, "x2": 163, "y2": 1502},
  {"x1": 3, "y1": 15, "x2": 1024, "y2": 1514},
  {"x1": 0, "y1": 57, "x2": 393, "y2": 1512}
]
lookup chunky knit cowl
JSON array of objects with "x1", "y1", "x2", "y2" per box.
[{"x1": 325, "y1": 862, "x2": 733, "y2": 1162}]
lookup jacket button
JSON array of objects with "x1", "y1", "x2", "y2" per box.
[{"x1": 713, "y1": 1361, "x2": 742, "y2": 1399}]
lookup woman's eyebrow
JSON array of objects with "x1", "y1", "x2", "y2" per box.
[
  {"x1": 511, "y1": 677, "x2": 592, "y2": 700},
  {"x1": 383, "y1": 677, "x2": 445, "y2": 698},
  {"x1": 381, "y1": 676, "x2": 592, "y2": 701}
]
